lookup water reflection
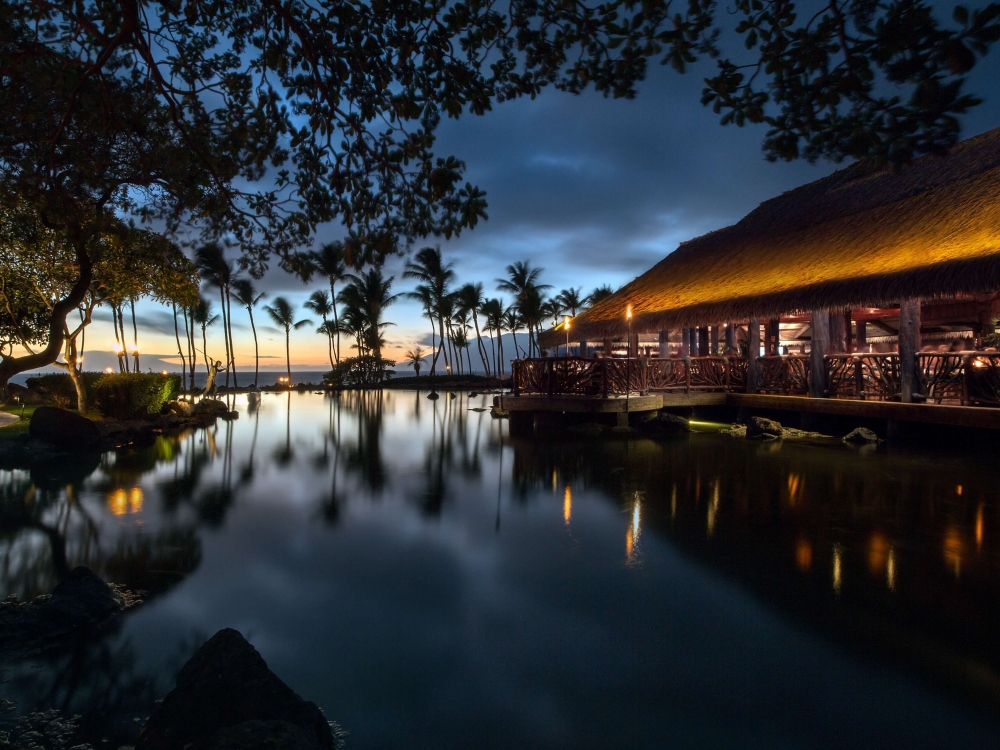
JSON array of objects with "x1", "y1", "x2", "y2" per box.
[{"x1": 2, "y1": 391, "x2": 999, "y2": 747}]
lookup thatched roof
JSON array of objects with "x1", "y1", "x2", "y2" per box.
[{"x1": 545, "y1": 127, "x2": 1000, "y2": 343}]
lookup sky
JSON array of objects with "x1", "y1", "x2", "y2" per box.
[{"x1": 44, "y1": 10, "x2": 1000, "y2": 376}]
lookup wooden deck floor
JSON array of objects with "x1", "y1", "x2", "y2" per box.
[{"x1": 500, "y1": 391, "x2": 1000, "y2": 430}]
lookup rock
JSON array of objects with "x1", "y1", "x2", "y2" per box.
[
  {"x1": 469, "y1": 407, "x2": 488, "y2": 412},
  {"x1": 167, "y1": 400, "x2": 195, "y2": 417},
  {"x1": 48, "y1": 566, "x2": 126, "y2": 623},
  {"x1": 637, "y1": 413, "x2": 690, "y2": 436},
  {"x1": 193, "y1": 399, "x2": 230, "y2": 417},
  {"x1": 745, "y1": 416, "x2": 783, "y2": 439},
  {"x1": 136, "y1": 628, "x2": 336, "y2": 750},
  {"x1": 489, "y1": 407, "x2": 508, "y2": 419},
  {"x1": 427, "y1": 392, "x2": 440, "y2": 400},
  {"x1": 0, "y1": 567, "x2": 137, "y2": 656},
  {"x1": 843, "y1": 427, "x2": 880, "y2": 444},
  {"x1": 28, "y1": 406, "x2": 100, "y2": 450},
  {"x1": 567, "y1": 422, "x2": 604, "y2": 436}
]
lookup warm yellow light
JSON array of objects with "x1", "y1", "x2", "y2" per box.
[
  {"x1": 112, "y1": 343, "x2": 124, "y2": 354},
  {"x1": 943, "y1": 525, "x2": 963, "y2": 579},
  {"x1": 795, "y1": 537, "x2": 812, "y2": 572},
  {"x1": 867, "y1": 533, "x2": 889, "y2": 575},
  {"x1": 109, "y1": 486, "x2": 143, "y2": 516},
  {"x1": 104, "y1": 366, "x2": 114, "y2": 374},
  {"x1": 886, "y1": 546, "x2": 896, "y2": 591},
  {"x1": 563, "y1": 485, "x2": 572, "y2": 525},
  {"x1": 832, "y1": 543, "x2": 843, "y2": 595},
  {"x1": 161, "y1": 370, "x2": 168, "y2": 376},
  {"x1": 626, "y1": 304, "x2": 632, "y2": 320},
  {"x1": 564, "y1": 315, "x2": 570, "y2": 330},
  {"x1": 75, "y1": 357, "x2": 83, "y2": 364},
  {"x1": 976, "y1": 502, "x2": 984, "y2": 550}
]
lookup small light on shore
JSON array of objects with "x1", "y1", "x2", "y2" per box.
[
  {"x1": 161, "y1": 370, "x2": 168, "y2": 376},
  {"x1": 104, "y1": 367, "x2": 113, "y2": 374}
]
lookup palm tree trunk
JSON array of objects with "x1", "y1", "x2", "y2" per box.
[
  {"x1": 201, "y1": 324, "x2": 210, "y2": 383},
  {"x1": 172, "y1": 303, "x2": 187, "y2": 390},
  {"x1": 437, "y1": 315, "x2": 449, "y2": 371},
  {"x1": 329, "y1": 279, "x2": 341, "y2": 364},
  {"x1": 130, "y1": 298, "x2": 140, "y2": 372},
  {"x1": 428, "y1": 314, "x2": 439, "y2": 376},
  {"x1": 248, "y1": 307, "x2": 260, "y2": 387},
  {"x1": 185, "y1": 308, "x2": 196, "y2": 390},
  {"x1": 225, "y1": 288, "x2": 238, "y2": 387},
  {"x1": 285, "y1": 327, "x2": 292, "y2": 383},
  {"x1": 471, "y1": 311, "x2": 489, "y2": 376}
]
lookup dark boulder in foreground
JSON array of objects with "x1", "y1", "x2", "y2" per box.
[
  {"x1": 745, "y1": 416, "x2": 783, "y2": 439},
  {"x1": 0, "y1": 567, "x2": 137, "y2": 656},
  {"x1": 29, "y1": 406, "x2": 100, "y2": 449},
  {"x1": 137, "y1": 628, "x2": 336, "y2": 750},
  {"x1": 637, "y1": 413, "x2": 690, "y2": 436},
  {"x1": 843, "y1": 427, "x2": 881, "y2": 444}
]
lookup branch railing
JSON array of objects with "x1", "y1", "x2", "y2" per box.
[{"x1": 511, "y1": 353, "x2": 1000, "y2": 407}]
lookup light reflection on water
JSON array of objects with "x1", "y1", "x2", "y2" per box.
[{"x1": 1, "y1": 390, "x2": 999, "y2": 748}]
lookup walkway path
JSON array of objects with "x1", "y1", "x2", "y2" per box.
[{"x1": 0, "y1": 412, "x2": 20, "y2": 428}]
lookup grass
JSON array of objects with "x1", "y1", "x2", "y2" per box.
[{"x1": 0, "y1": 404, "x2": 35, "y2": 440}]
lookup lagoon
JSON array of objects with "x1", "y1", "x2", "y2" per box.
[{"x1": 1, "y1": 391, "x2": 998, "y2": 748}]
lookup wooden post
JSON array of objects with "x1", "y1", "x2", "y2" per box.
[
  {"x1": 899, "y1": 297, "x2": 921, "y2": 403},
  {"x1": 767, "y1": 318, "x2": 781, "y2": 355},
  {"x1": 698, "y1": 326, "x2": 709, "y2": 356},
  {"x1": 709, "y1": 325, "x2": 721, "y2": 355},
  {"x1": 844, "y1": 310, "x2": 853, "y2": 353},
  {"x1": 856, "y1": 319, "x2": 867, "y2": 352},
  {"x1": 725, "y1": 322, "x2": 737, "y2": 353},
  {"x1": 747, "y1": 318, "x2": 760, "y2": 393},
  {"x1": 829, "y1": 310, "x2": 847, "y2": 353},
  {"x1": 679, "y1": 328, "x2": 690, "y2": 357},
  {"x1": 603, "y1": 336, "x2": 613, "y2": 358},
  {"x1": 630, "y1": 332, "x2": 639, "y2": 359},
  {"x1": 658, "y1": 330, "x2": 670, "y2": 358},
  {"x1": 580, "y1": 339, "x2": 588, "y2": 358},
  {"x1": 809, "y1": 309, "x2": 830, "y2": 398}
]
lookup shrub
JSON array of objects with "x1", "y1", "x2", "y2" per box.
[
  {"x1": 25, "y1": 372, "x2": 104, "y2": 408},
  {"x1": 323, "y1": 356, "x2": 396, "y2": 387},
  {"x1": 92, "y1": 373, "x2": 180, "y2": 419}
]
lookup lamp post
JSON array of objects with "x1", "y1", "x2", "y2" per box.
[
  {"x1": 626, "y1": 305, "x2": 632, "y2": 413},
  {"x1": 564, "y1": 316, "x2": 571, "y2": 357}
]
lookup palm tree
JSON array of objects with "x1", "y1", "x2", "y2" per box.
[
  {"x1": 231, "y1": 279, "x2": 265, "y2": 387},
  {"x1": 519, "y1": 286, "x2": 547, "y2": 356},
  {"x1": 338, "y1": 268, "x2": 400, "y2": 363},
  {"x1": 192, "y1": 297, "x2": 218, "y2": 374},
  {"x1": 556, "y1": 287, "x2": 585, "y2": 317},
  {"x1": 404, "y1": 346, "x2": 426, "y2": 377},
  {"x1": 457, "y1": 282, "x2": 489, "y2": 375},
  {"x1": 408, "y1": 284, "x2": 439, "y2": 375},
  {"x1": 404, "y1": 247, "x2": 455, "y2": 376},
  {"x1": 309, "y1": 242, "x2": 349, "y2": 363},
  {"x1": 195, "y1": 243, "x2": 239, "y2": 387},
  {"x1": 264, "y1": 297, "x2": 312, "y2": 384},
  {"x1": 586, "y1": 284, "x2": 616, "y2": 306},
  {"x1": 480, "y1": 297, "x2": 504, "y2": 376},
  {"x1": 305, "y1": 290, "x2": 336, "y2": 368},
  {"x1": 497, "y1": 260, "x2": 551, "y2": 356},
  {"x1": 502, "y1": 307, "x2": 526, "y2": 359}
]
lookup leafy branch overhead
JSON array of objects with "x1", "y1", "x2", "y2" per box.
[{"x1": 702, "y1": 0, "x2": 1000, "y2": 164}]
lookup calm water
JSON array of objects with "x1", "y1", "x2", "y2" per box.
[{"x1": 1, "y1": 391, "x2": 999, "y2": 748}]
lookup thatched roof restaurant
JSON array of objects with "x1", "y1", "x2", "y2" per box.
[{"x1": 548, "y1": 126, "x2": 1000, "y2": 344}]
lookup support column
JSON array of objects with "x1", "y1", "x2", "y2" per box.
[
  {"x1": 603, "y1": 336, "x2": 613, "y2": 358},
  {"x1": 697, "y1": 326, "x2": 710, "y2": 356},
  {"x1": 658, "y1": 330, "x2": 670, "y2": 358},
  {"x1": 809, "y1": 309, "x2": 830, "y2": 398},
  {"x1": 628, "y1": 332, "x2": 639, "y2": 359},
  {"x1": 977, "y1": 305, "x2": 994, "y2": 348},
  {"x1": 580, "y1": 340, "x2": 588, "y2": 358},
  {"x1": 680, "y1": 329, "x2": 691, "y2": 357},
  {"x1": 829, "y1": 310, "x2": 847, "y2": 353},
  {"x1": 747, "y1": 318, "x2": 760, "y2": 393},
  {"x1": 899, "y1": 298, "x2": 921, "y2": 403},
  {"x1": 766, "y1": 318, "x2": 781, "y2": 355},
  {"x1": 725, "y1": 322, "x2": 737, "y2": 353},
  {"x1": 709, "y1": 325, "x2": 721, "y2": 355},
  {"x1": 844, "y1": 310, "x2": 853, "y2": 352},
  {"x1": 856, "y1": 320, "x2": 868, "y2": 352}
]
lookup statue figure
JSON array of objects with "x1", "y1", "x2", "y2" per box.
[{"x1": 204, "y1": 360, "x2": 227, "y2": 398}]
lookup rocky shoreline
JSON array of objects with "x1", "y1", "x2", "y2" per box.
[{"x1": 0, "y1": 401, "x2": 235, "y2": 472}]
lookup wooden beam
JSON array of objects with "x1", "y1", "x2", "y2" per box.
[
  {"x1": 725, "y1": 322, "x2": 737, "y2": 353},
  {"x1": 698, "y1": 326, "x2": 709, "y2": 357},
  {"x1": 809, "y1": 309, "x2": 830, "y2": 398},
  {"x1": 829, "y1": 309, "x2": 847, "y2": 353},
  {"x1": 747, "y1": 318, "x2": 760, "y2": 394},
  {"x1": 899, "y1": 298, "x2": 921, "y2": 403},
  {"x1": 856, "y1": 320, "x2": 867, "y2": 352}
]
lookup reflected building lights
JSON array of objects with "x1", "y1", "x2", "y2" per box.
[
  {"x1": 707, "y1": 481, "x2": 719, "y2": 537},
  {"x1": 832, "y1": 544, "x2": 843, "y2": 595},
  {"x1": 975, "y1": 502, "x2": 984, "y2": 550},
  {"x1": 670, "y1": 485, "x2": 677, "y2": 522},
  {"x1": 887, "y1": 546, "x2": 896, "y2": 591},
  {"x1": 109, "y1": 486, "x2": 144, "y2": 516},
  {"x1": 943, "y1": 526, "x2": 963, "y2": 579},
  {"x1": 787, "y1": 473, "x2": 803, "y2": 507},
  {"x1": 563, "y1": 485, "x2": 572, "y2": 526},
  {"x1": 795, "y1": 537, "x2": 812, "y2": 572},
  {"x1": 551, "y1": 470, "x2": 558, "y2": 494},
  {"x1": 867, "y1": 533, "x2": 889, "y2": 576},
  {"x1": 626, "y1": 496, "x2": 642, "y2": 565}
]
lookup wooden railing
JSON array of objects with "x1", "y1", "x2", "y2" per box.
[{"x1": 511, "y1": 353, "x2": 1000, "y2": 407}]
